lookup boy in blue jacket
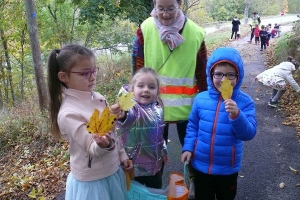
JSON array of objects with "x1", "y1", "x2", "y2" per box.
[{"x1": 181, "y1": 47, "x2": 257, "y2": 200}]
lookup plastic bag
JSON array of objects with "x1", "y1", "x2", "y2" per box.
[{"x1": 127, "y1": 172, "x2": 189, "y2": 200}]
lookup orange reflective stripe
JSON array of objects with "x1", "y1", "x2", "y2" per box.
[{"x1": 160, "y1": 85, "x2": 198, "y2": 95}]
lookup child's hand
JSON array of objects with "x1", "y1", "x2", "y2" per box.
[
  {"x1": 224, "y1": 99, "x2": 239, "y2": 118},
  {"x1": 181, "y1": 151, "x2": 192, "y2": 164},
  {"x1": 93, "y1": 133, "x2": 112, "y2": 148},
  {"x1": 162, "y1": 155, "x2": 168, "y2": 163},
  {"x1": 111, "y1": 103, "x2": 126, "y2": 120},
  {"x1": 122, "y1": 159, "x2": 133, "y2": 172}
]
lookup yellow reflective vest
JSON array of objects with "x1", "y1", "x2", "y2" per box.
[{"x1": 141, "y1": 17, "x2": 205, "y2": 121}]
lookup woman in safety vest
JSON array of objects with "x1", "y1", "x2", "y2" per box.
[{"x1": 131, "y1": 0, "x2": 208, "y2": 148}]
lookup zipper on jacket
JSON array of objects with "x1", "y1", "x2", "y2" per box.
[{"x1": 208, "y1": 96, "x2": 222, "y2": 174}]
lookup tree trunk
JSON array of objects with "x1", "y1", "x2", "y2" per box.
[
  {"x1": 20, "y1": 24, "x2": 26, "y2": 99},
  {"x1": 24, "y1": 0, "x2": 48, "y2": 112},
  {"x1": 183, "y1": 0, "x2": 189, "y2": 16},
  {"x1": 244, "y1": 0, "x2": 252, "y2": 24},
  {"x1": 0, "y1": 29, "x2": 15, "y2": 106}
]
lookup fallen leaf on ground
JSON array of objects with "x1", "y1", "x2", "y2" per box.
[{"x1": 279, "y1": 182, "x2": 285, "y2": 189}]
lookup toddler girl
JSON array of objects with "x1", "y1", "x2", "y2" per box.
[{"x1": 111, "y1": 67, "x2": 168, "y2": 189}]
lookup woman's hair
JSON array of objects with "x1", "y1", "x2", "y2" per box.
[
  {"x1": 153, "y1": 0, "x2": 181, "y2": 6},
  {"x1": 128, "y1": 67, "x2": 161, "y2": 103},
  {"x1": 47, "y1": 44, "x2": 95, "y2": 138}
]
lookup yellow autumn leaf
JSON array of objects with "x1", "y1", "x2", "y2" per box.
[
  {"x1": 117, "y1": 91, "x2": 136, "y2": 111},
  {"x1": 86, "y1": 109, "x2": 100, "y2": 134},
  {"x1": 220, "y1": 77, "x2": 233, "y2": 100},
  {"x1": 86, "y1": 107, "x2": 117, "y2": 136},
  {"x1": 28, "y1": 188, "x2": 37, "y2": 198}
]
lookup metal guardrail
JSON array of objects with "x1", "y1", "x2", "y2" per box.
[{"x1": 200, "y1": 14, "x2": 298, "y2": 28}]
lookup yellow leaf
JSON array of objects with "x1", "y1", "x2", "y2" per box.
[
  {"x1": 86, "y1": 107, "x2": 117, "y2": 136},
  {"x1": 86, "y1": 109, "x2": 100, "y2": 134},
  {"x1": 117, "y1": 91, "x2": 136, "y2": 111},
  {"x1": 220, "y1": 78, "x2": 233, "y2": 100},
  {"x1": 97, "y1": 107, "x2": 117, "y2": 136},
  {"x1": 28, "y1": 188, "x2": 36, "y2": 198}
]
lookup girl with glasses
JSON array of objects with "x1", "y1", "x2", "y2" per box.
[{"x1": 47, "y1": 44, "x2": 133, "y2": 200}]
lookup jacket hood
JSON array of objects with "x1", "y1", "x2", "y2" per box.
[
  {"x1": 274, "y1": 61, "x2": 296, "y2": 71},
  {"x1": 206, "y1": 47, "x2": 244, "y2": 97}
]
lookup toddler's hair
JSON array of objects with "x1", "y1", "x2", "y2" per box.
[
  {"x1": 129, "y1": 67, "x2": 160, "y2": 92},
  {"x1": 47, "y1": 44, "x2": 95, "y2": 138}
]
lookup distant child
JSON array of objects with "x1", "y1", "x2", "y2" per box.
[
  {"x1": 271, "y1": 28, "x2": 277, "y2": 38},
  {"x1": 111, "y1": 67, "x2": 168, "y2": 189},
  {"x1": 259, "y1": 25, "x2": 268, "y2": 51},
  {"x1": 266, "y1": 23, "x2": 272, "y2": 46},
  {"x1": 276, "y1": 24, "x2": 282, "y2": 37},
  {"x1": 47, "y1": 44, "x2": 132, "y2": 200},
  {"x1": 255, "y1": 56, "x2": 300, "y2": 108},
  {"x1": 253, "y1": 24, "x2": 260, "y2": 45},
  {"x1": 181, "y1": 47, "x2": 257, "y2": 199}
]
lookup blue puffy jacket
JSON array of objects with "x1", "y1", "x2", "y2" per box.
[{"x1": 182, "y1": 47, "x2": 257, "y2": 175}]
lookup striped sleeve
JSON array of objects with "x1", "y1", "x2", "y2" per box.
[{"x1": 131, "y1": 27, "x2": 145, "y2": 75}]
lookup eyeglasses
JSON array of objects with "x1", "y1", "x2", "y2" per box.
[
  {"x1": 156, "y1": 7, "x2": 177, "y2": 14},
  {"x1": 212, "y1": 72, "x2": 238, "y2": 80},
  {"x1": 69, "y1": 67, "x2": 99, "y2": 79}
]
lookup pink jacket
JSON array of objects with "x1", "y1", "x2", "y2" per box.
[
  {"x1": 254, "y1": 27, "x2": 260, "y2": 37},
  {"x1": 58, "y1": 89, "x2": 128, "y2": 181}
]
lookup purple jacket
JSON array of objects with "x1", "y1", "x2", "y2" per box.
[{"x1": 116, "y1": 85, "x2": 167, "y2": 177}]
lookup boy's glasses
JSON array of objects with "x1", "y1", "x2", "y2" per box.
[
  {"x1": 212, "y1": 72, "x2": 238, "y2": 80},
  {"x1": 156, "y1": 7, "x2": 176, "y2": 14},
  {"x1": 69, "y1": 67, "x2": 99, "y2": 79}
]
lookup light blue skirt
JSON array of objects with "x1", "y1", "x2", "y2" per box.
[{"x1": 65, "y1": 167, "x2": 128, "y2": 200}]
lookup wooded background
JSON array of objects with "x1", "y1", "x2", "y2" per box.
[{"x1": 0, "y1": 0, "x2": 299, "y2": 110}]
